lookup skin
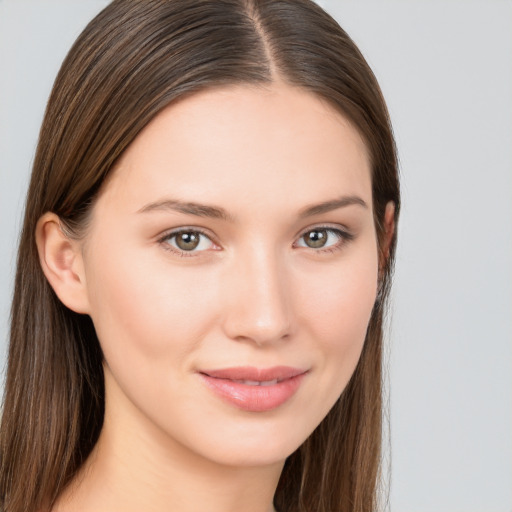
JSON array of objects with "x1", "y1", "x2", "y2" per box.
[{"x1": 37, "y1": 82, "x2": 394, "y2": 512}]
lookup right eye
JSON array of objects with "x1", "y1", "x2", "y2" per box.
[{"x1": 160, "y1": 229, "x2": 216, "y2": 256}]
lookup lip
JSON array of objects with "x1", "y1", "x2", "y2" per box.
[{"x1": 198, "y1": 366, "x2": 308, "y2": 412}]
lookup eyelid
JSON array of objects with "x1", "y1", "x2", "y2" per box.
[{"x1": 295, "y1": 222, "x2": 352, "y2": 239}]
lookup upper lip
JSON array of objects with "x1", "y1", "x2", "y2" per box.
[{"x1": 200, "y1": 366, "x2": 307, "y2": 382}]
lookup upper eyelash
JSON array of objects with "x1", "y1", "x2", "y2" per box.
[{"x1": 158, "y1": 225, "x2": 354, "y2": 257}]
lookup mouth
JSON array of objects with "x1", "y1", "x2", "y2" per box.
[{"x1": 198, "y1": 366, "x2": 308, "y2": 412}]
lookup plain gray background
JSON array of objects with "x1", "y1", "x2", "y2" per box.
[{"x1": 1, "y1": 1, "x2": 511, "y2": 511}]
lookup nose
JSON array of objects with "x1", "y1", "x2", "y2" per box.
[{"x1": 221, "y1": 245, "x2": 293, "y2": 346}]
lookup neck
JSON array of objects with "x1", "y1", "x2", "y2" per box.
[{"x1": 53, "y1": 372, "x2": 283, "y2": 512}]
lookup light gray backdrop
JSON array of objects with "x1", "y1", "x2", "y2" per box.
[{"x1": 1, "y1": 1, "x2": 511, "y2": 511}]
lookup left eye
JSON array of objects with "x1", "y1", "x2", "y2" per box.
[
  {"x1": 296, "y1": 228, "x2": 346, "y2": 250},
  {"x1": 162, "y1": 230, "x2": 214, "y2": 253}
]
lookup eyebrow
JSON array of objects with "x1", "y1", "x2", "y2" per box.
[
  {"x1": 298, "y1": 196, "x2": 368, "y2": 218},
  {"x1": 137, "y1": 195, "x2": 367, "y2": 221},
  {"x1": 138, "y1": 199, "x2": 235, "y2": 222}
]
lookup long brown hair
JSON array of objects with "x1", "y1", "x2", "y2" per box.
[{"x1": 0, "y1": 1, "x2": 400, "y2": 511}]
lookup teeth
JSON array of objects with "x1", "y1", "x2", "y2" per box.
[
  {"x1": 233, "y1": 379, "x2": 279, "y2": 386},
  {"x1": 237, "y1": 380, "x2": 260, "y2": 386}
]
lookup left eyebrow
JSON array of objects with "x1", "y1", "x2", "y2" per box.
[{"x1": 298, "y1": 196, "x2": 368, "y2": 218}]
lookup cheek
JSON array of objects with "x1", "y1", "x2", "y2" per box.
[
  {"x1": 84, "y1": 237, "x2": 220, "y2": 367},
  {"x1": 301, "y1": 254, "x2": 378, "y2": 342},
  {"x1": 297, "y1": 245, "x2": 379, "y2": 388}
]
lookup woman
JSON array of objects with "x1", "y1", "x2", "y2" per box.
[{"x1": 0, "y1": 1, "x2": 399, "y2": 511}]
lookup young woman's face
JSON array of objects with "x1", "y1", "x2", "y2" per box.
[{"x1": 81, "y1": 82, "x2": 379, "y2": 467}]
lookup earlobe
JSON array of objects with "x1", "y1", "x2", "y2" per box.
[{"x1": 35, "y1": 212, "x2": 90, "y2": 314}]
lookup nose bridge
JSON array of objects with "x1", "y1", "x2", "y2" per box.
[{"x1": 222, "y1": 242, "x2": 292, "y2": 345}]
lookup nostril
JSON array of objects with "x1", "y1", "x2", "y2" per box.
[{"x1": 225, "y1": 314, "x2": 293, "y2": 346}]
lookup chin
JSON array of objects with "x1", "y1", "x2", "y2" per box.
[
  {"x1": 195, "y1": 429, "x2": 305, "y2": 468},
  {"x1": 163, "y1": 400, "x2": 327, "y2": 469}
]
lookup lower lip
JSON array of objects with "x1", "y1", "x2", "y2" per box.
[{"x1": 199, "y1": 373, "x2": 306, "y2": 412}]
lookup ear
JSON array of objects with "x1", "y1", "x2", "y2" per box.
[
  {"x1": 35, "y1": 212, "x2": 91, "y2": 314},
  {"x1": 380, "y1": 201, "x2": 396, "y2": 270}
]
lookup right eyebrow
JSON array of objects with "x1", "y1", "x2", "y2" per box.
[{"x1": 137, "y1": 199, "x2": 235, "y2": 222}]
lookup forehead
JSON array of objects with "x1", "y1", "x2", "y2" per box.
[{"x1": 101, "y1": 82, "x2": 372, "y2": 217}]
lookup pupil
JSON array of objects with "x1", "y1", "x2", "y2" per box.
[
  {"x1": 306, "y1": 230, "x2": 327, "y2": 248},
  {"x1": 177, "y1": 232, "x2": 200, "y2": 250}
]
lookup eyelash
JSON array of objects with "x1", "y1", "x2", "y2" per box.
[{"x1": 158, "y1": 226, "x2": 354, "y2": 258}]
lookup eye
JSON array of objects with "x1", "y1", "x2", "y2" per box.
[
  {"x1": 160, "y1": 229, "x2": 216, "y2": 255},
  {"x1": 295, "y1": 227, "x2": 353, "y2": 251}
]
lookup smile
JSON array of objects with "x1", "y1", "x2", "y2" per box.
[{"x1": 198, "y1": 366, "x2": 308, "y2": 412}]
